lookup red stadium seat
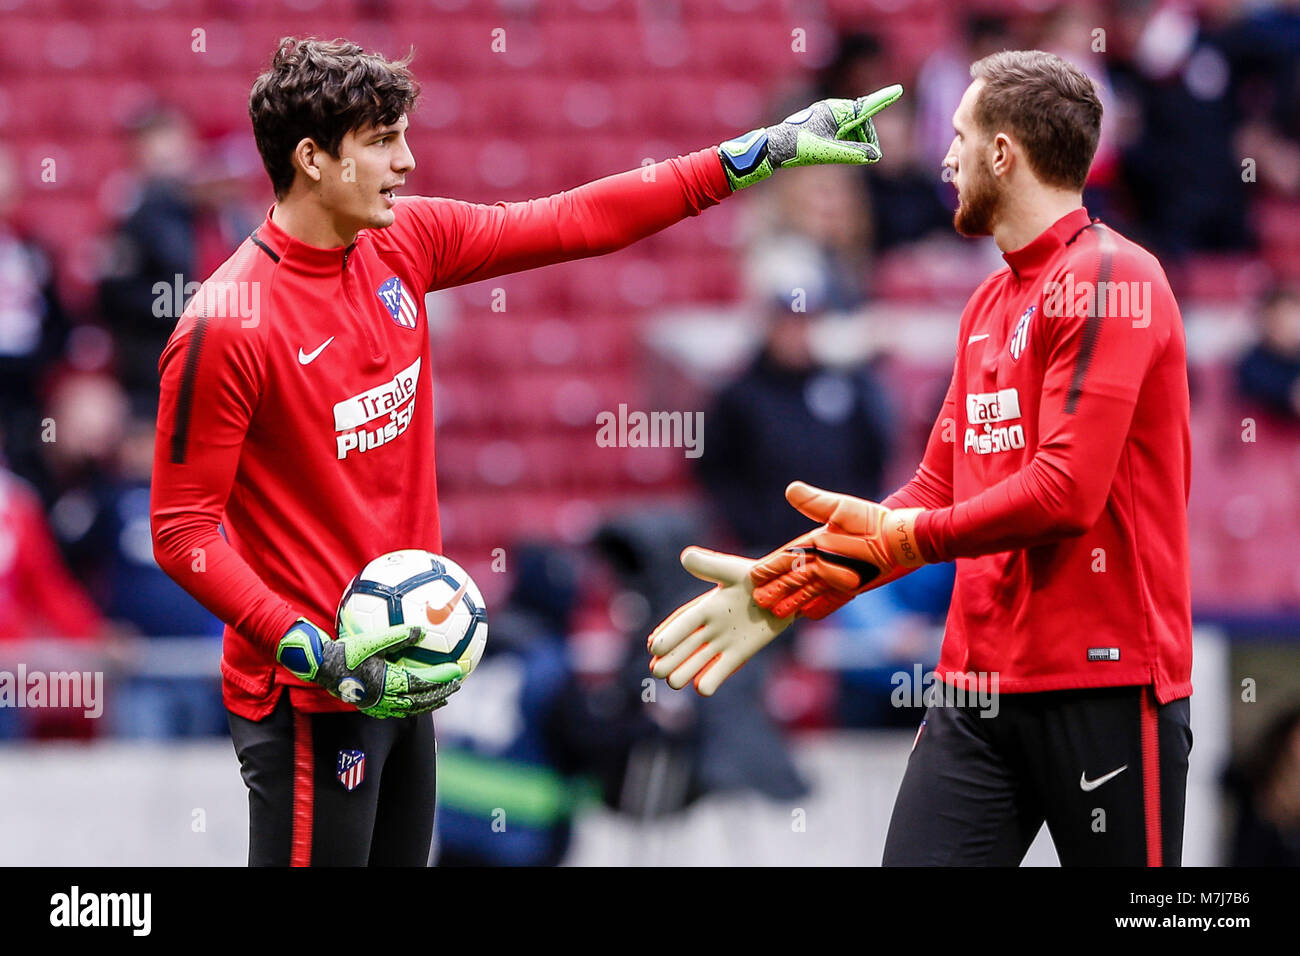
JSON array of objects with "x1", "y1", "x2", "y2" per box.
[
  {"x1": 1180, "y1": 254, "x2": 1268, "y2": 302},
  {"x1": 0, "y1": 77, "x2": 88, "y2": 134},
  {"x1": 1256, "y1": 199, "x2": 1300, "y2": 280},
  {"x1": 688, "y1": 15, "x2": 799, "y2": 75},
  {"x1": 542, "y1": 17, "x2": 640, "y2": 74},
  {"x1": 409, "y1": 133, "x2": 483, "y2": 196}
]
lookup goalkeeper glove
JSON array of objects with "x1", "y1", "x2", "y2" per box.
[
  {"x1": 717, "y1": 84, "x2": 903, "y2": 190},
  {"x1": 276, "y1": 618, "x2": 463, "y2": 719},
  {"x1": 647, "y1": 547, "x2": 794, "y2": 697},
  {"x1": 750, "y1": 481, "x2": 928, "y2": 619}
]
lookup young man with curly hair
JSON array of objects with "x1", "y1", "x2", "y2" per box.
[{"x1": 150, "y1": 36, "x2": 901, "y2": 866}]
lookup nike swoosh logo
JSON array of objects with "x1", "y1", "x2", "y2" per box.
[
  {"x1": 425, "y1": 581, "x2": 468, "y2": 627},
  {"x1": 298, "y1": 336, "x2": 335, "y2": 365},
  {"x1": 967, "y1": 333, "x2": 990, "y2": 345},
  {"x1": 1079, "y1": 765, "x2": 1128, "y2": 792}
]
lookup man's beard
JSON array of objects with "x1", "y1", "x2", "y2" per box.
[{"x1": 953, "y1": 157, "x2": 1002, "y2": 237}]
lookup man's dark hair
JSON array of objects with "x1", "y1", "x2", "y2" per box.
[
  {"x1": 248, "y1": 37, "x2": 419, "y2": 200},
  {"x1": 969, "y1": 50, "x2": 1102, "y2": 192}
]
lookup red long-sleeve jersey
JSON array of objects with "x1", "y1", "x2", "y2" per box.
[
  {"x1": 151, "y1": 148, "x2": 731, "y2": 719},
  {"x1": 885, "y1": 207, "x2": 1192, "y2": 703}
]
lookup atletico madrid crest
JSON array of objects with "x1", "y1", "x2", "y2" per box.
[
  {"x1": 377, "y1": 276, "x2": 418, "y2": 329},
  {"x1": 1009, "y1": 304, "x2": 1036, "y2": 360},
  {"x1": 337, "y1": 749, "x2": 366, "y2": 791}
]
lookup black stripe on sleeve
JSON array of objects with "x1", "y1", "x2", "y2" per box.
[
  {"x1": 1063, "y1": 226, "x2": 1115, "y2": 415},
  {"x1": 169, "y1": 314, "x2": 209, "y2": 464}
]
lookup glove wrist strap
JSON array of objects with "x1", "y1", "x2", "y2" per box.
[
  {"x1": 884, "y1": 508, "x2": 927, "y2": 568},
  {"x1": 276, "y1": 618, "x2": 324, "y2": 682},
  {"x1": 718, "y1": 129, "x2": 774, "y2": 190}
]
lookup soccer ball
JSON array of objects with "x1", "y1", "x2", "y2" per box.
[{"x1": 336, "y1": 549, "x2": 488, "y2": 676}]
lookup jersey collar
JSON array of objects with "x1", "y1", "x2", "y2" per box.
[
  {"x1": 251, "y1": 205, "x2": 358, "y2": 277},
  {"x1": 1001, "y1": 207, "x2": 1094, "y2": 283}
]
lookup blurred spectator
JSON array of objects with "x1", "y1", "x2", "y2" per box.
[
  {"x1": 0, "y1": 144, "x2": 72, "y2": 487},
  {"x1": 1222, "y1": 0, "x2": 1300, "y2": 198},
  {"x1": 94, "y1": 415, "x2": 221, "y2": 638},
  {"x1": 912, "y1": 13, "x2": 1017, "y2": 176},
  {"x1": 817, "y1": 31, "x2": 895, "y2": 101},
  {"x1": 98, "y1": 111, "x2": 264, "y2": 414},
  {"x1": 1108, "y1": 0, "x2": 1251, "y2": 260},
  {"x1": 753, "y1": 366, "x2": 955, "y2": 729},
  {"x1": 34, "y1": 372, "x2": 222, "y2": 737},
  {"x1": 93, "y1": 416, "x2": 224, "y2": 738},
  {"x1": 0, "y1": 448, "x2": 104, "y2": 644},
  {"x1": 434, "y1": 543, "x2": 661, "y2": 866},
  {"x1": 1036, "y1": 2, "x2": 1123, "y2": 221},
  {"x1": 693, "y1": 246, "x2": 912, "y2": 727},
  {"x1": 1236, "y1": 283, "x2": 1300, "y2": 421},
  {"x1": 593, "y1": 511, "x2": 808, "y2": 804},
  {"x1": 38, "y1": 371, "x2": 129, "y2": 578},
  {"x1": 698, "y1": 251, "x2": 894, "y2": 552},
  {"x1": 862, "y1": 96, "x2": 959, "y2": 252},
  {"x1": 754, "y1": 164, "x2": 875, "y2": 307},
  {"x1": 0, "y1": 434, "x2": 108, "y2": 740},
  {"x1": 1225, "y1": 704, "x2": 1300, "y2": 865},
  {"x1": 97, "y1": 108, "x2": 201, "y2": 412},
  {"x1": 191, "y1": 131, "x2": 267, "y2": 264}
]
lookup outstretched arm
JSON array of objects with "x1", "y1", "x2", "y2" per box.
[
  {"x1": 400, "y1": 86, "x2": 904, "y2": 290},
  {"x1": 411, "y1": 147, "x2": 732, "y2": 290}
]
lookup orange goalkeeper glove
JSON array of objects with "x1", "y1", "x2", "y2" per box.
[{"x1": 750, "y1": 481, "x2": 928, "y2": 619}]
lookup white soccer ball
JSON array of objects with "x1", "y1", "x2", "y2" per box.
[{"x1": 336, "y1": 549, "x2": 489, "y2": 676}]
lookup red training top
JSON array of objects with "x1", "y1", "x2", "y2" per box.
[
  {"x1": 885, "y1": 208, "x2": 1193, "y2": 703},
  {"x1": 151, "y1": 148, "x2": 731, "y2": 719}
]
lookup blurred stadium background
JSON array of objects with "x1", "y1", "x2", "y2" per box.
[{"x1": 1, "y1": 0, "x2": 1298, "y2": 865}]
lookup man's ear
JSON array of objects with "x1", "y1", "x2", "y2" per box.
[
  {"x1": 989, "y1": 131, "x2": 1015, "y2": 179},
  {"x1": 292, "y1": 137, "x2": 324, "y2": 186}
]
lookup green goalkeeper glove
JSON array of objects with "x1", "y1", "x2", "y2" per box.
[
  {"x1": 717, "y1": 84, "x2": 903, "y2": 190},
  {"x1": 276, "y1": 618, "x2": 463, "y2": 719}
]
